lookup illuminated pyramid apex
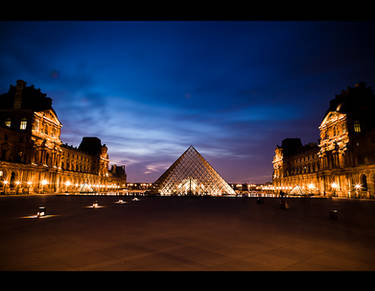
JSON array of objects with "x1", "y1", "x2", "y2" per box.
[{"x1": 151, "y1": 145, "x2": 235, "y2": 196}]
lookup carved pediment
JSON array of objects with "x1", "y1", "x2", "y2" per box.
[
  {"x1": 319, "y1": 111, "x2": 346, "y2": 129},
  {"x1": 34, "y1": 109, "x2": 62, "y2": 127}
]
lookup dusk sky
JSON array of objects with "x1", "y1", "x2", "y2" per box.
[{"x1": 0, "y1": 21, "x2": 374, "y2": 183}]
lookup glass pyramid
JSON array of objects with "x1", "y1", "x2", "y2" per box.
[{"x1": 152, "y1": 145, "x2": 235, "y2": 196}]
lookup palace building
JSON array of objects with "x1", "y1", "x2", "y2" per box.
[
  {"x1": 0, "y1": 80, "x2": 126, "y2": 194},
  {"x1": 272, "y1": 82, "x2": 375, "y2": 198}
]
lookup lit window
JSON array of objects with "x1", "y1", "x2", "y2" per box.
[
  {"x1": 5, "y1": 119, "x2": 11, "y2": 127},
  {"x1": 20, "y1": 119, "x2": 27, "y2": 130},
  {"x1": 354, "y1": 120, "x2": 361, "y2": 133}
]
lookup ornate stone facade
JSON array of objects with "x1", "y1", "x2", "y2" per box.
[
  {"x1": 273, "y1": 82, "x2": 375, "y2": 198},
  {"x1": 0, "y1": 80, "x2": 126, "y2": 194}
]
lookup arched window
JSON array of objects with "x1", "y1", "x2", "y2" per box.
[
  {"x1": 361, "y1": 175, "x2": 368, "y2": 191},
  {"x1": 10, "y1": 172, "x2": 16, "y2": 189}
]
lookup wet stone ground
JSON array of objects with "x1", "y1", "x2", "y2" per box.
[{"x1": 1, "y1": 195, "x2": 375, "y2": 271}]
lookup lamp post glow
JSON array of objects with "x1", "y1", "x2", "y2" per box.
[
  {"x1": 331, "y1": 182, "x2": 338, "y2": 197},
  {"x1": 27, "y1": 181, "x2": 32, "y2": 194},
  {"x1": 40, "y1": 179, "x2": 48, "y2": 194},
  {"x1": 354, "y1": 184, "x2": 361, "y2": 198}
]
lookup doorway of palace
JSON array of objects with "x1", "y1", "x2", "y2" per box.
[
  {"x1": 10, "y1": 172, "x2": 16, "y2": 189},
  {"x1": 361, "y1": 174, "x2": 368, "y2": 191}
]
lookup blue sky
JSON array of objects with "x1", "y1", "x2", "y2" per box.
[{"x1": 1, "y1": 21, "x2": 374, "y2": 183}]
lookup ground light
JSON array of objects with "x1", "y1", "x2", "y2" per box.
[
  {"x1": 37, "y1": 206, "x2": 46, "y2": 217},
  {"x1": 20, "y1": 206, "x2": 59, "y2": 219},
  {"x1": 132, "y1": 198, "x2": 140, "y2": 201},
  {"x1": 329, "y1": 209, "x2": 339, "y2": 220},
  {"x1": 85, "y1": 201, "x2": 104, "y2": 208},
  {"x1": 115, "y1": 199, "x2": 127, "y2": 204}
]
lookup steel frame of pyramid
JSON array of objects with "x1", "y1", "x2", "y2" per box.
[{"x1": 151, "y1": 146, "x2": 235, "y2": 196}]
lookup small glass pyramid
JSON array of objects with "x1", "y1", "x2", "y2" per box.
[{"x1": 152, "y1": 146, "x2": 235, "y2": 195}]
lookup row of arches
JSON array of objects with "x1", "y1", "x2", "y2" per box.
[
  {"x1": 0, "y1": 167, "x2": 122, "y2": 194},
  {"x1": 273, "y1": 172, "x2": 375, "y2": 198}
]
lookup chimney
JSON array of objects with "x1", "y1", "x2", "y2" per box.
[{"x1": 13, "y1": 80, "x2": 26, "y2": 109}]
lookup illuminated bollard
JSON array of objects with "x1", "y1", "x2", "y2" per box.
[
  {"x1": 37, "y1": 206, "x2": 46, "y2": 218},
  {"x1": 92, "y1": 201, "x2": 99, "y2": 208},
  {"x1": 329, "y1": 209, "x2": 339, "y2": 220}
]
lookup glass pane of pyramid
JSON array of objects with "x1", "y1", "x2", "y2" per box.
[{"x1": 152, "y1": 146, "x2": 235, "y2": 195}]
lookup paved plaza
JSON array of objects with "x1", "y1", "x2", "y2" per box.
[{"x1": 1, "y1": 195, "x2": 375, "y2": 271}]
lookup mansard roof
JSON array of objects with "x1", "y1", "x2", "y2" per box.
[
  {"x1": 322, "y1": 82, "x2": 375, "y2": 121},
  {"x1": 78, "y1": 137, "x2": 103, "y2": 156},
  {"x1": 0, "y1": 80, "x2": 53, "y2": 112},
  {"x1": 280, "y1": 138, "x2": 319, "y2": 157}
]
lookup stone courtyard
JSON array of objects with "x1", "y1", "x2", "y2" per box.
[{"x1": 1, "y1": 195, "x2": 375, "y2": 271}]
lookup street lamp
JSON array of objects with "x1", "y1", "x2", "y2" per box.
[
  {"x1": 354, "y1": 184, "x2": 361, "y2": 198},
  {"x1": 65, "y1": 181, "x2": 71, "y2": 194},
  {"x1": 15, "y1": 181, "x2": 21, "y2": 194},
  {"x1": 41, "y1": 179, "x2": 48, "y2": 194},
  {"x1": 2, "y1": 180, "x2": 8, "y2": 194},
  {"x1": 307, "y1": 183, "x2": 315, "y2": 196},
  {"x1": 331, "y1": 182, "x2": 338, "y2": 197}
]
